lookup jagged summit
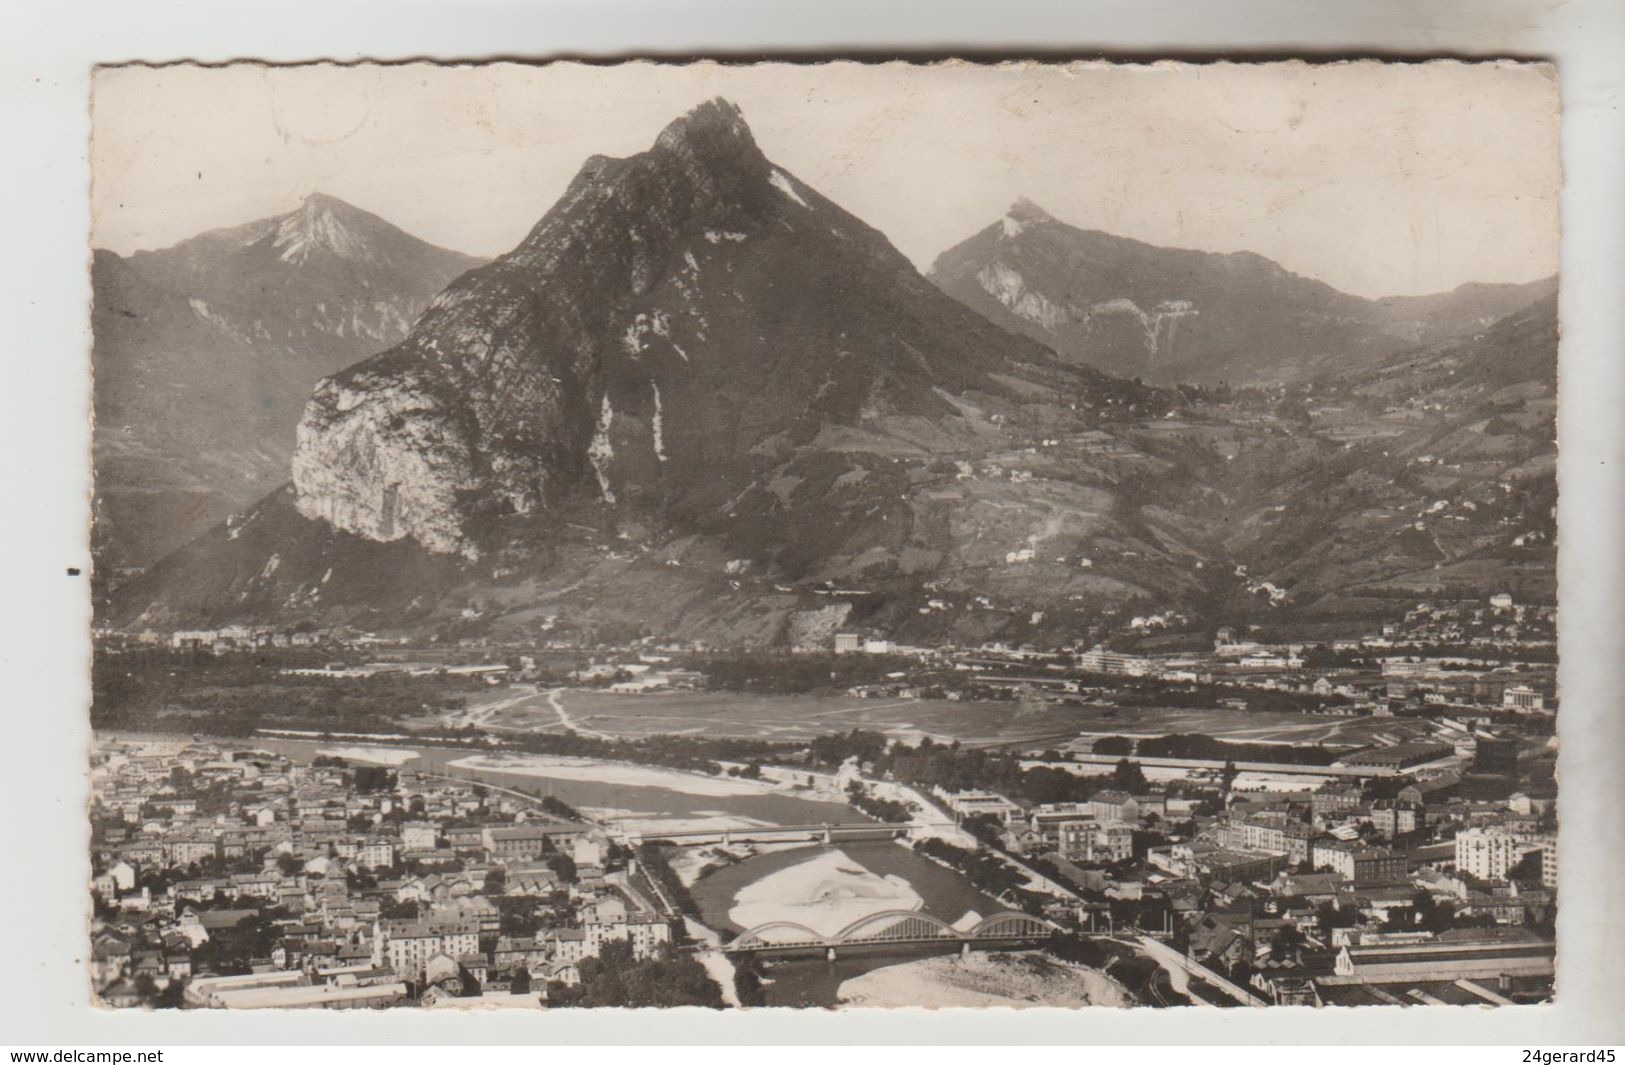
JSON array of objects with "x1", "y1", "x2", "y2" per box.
[
  {"x1": 510, "y1": 97, "x2": 776, "y2": 271},
  {"x1": 300, "y1": 190, "x2": 347, "y2": 209},
  {"x1": 123, "y1": 192, "x2": 482, "y2": 282},
  {"x1": 647, "y1": 99, "x2": 772, "y2": 199},
  {"x1": 272, "y1": 97, "x2": 1061, "y2": 561},
  {"x1": 654, "y1": 97, "x2": 756, "y2": 153},
  {"x1": 1007, "y1": 197, "x2": 1059, "y2": 223},
  {"x1": 272, "y1": 192, "x2": 380, "y2": 264},
  {"x1": 1000, "y1": 197, "x2": 1060, "y2": 238}
]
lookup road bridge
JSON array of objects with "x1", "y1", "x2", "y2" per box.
[
  {"x1": 724, "y1": 909, "x2": 1054, "y2": 960},
  {"x1": 617, "y1": 821, "x2": 954, "y2": 846},
  {"x1": 1049, "y1": 752, "x2": 1402, "y2": 779},
  {"x1": 1132, "y1": 934, "x2": 1267, "y2": 1007}
]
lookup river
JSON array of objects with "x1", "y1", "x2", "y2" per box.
[{"x1": 142, "y1": 731, "x2": 866, "y2": 829}]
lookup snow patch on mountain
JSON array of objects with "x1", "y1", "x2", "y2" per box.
[
  {"x1": 623, "y1": 321, "x2": 647, "y2": 356},
  {"x1": 650, "y1": 382, "x2": 668, "y2": 462},
  {"x1": 588, "y1": 395, "x2": 617, "y2": 503},
  {"x1": 769, "y1": 169, "x2": 810, "y2": 209},
  {"x1": 273, "y1": 197, "x2": 376, "y2": 265},
  {"x1": 623, "y1": 312, "x2": 675, "y2": 357},
  {"x1": 1084, "y1": 298, "x2": 1199, "y2": 357}
]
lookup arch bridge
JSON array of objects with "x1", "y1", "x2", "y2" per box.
[
  {"x1": 724, "y1": 909, "x2": 1054, "y2": 958},
  {"x1": 622, "y1": 822, "x2": 957, "y2": 846}
]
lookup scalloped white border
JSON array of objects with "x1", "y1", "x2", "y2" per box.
[{"x1": 5, "y1": 2, "x2": 1623, "y2": 1046}]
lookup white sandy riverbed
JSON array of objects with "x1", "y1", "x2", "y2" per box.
[
  {"x1": 665, "y1": 841, "x2": 811, "y2": 888},
  {"x1": 838, "y1": 951, "x2": 1130, "y2": 1009},
  {"x1": 728, "y1": 848, "x2": 922, "y2": 938},
  {"x1": 446, "y1": 753, "x2": 778, "y2": 797}
]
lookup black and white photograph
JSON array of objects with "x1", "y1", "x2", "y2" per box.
[{"x1": 81, "y1": 57, "x2": 1569, "y2": 1014}]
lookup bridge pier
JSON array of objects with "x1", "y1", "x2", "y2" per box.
[
  {"x1": 822, "y1": 826, "x2": 832, "y2": 845},
  {"x1": 722, "y1": 830, "x2": 732, "y2": 846},
  {"x1": 962, "y1": 940, "x2": 971, "y2": 956},
  {"x1": 826, "y1": 947, "x2": 837, "y2": 962}
]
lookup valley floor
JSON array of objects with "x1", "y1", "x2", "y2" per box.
[{"x1": 434, "y1": 685, "x2": 1434, "y2": 747}]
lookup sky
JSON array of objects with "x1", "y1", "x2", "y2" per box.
[{"x1": 90, "y1": 60, "x2": 1560, "y2": 299}]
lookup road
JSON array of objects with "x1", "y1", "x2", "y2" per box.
[
  {"x1": 1107, "y1": 933, "x2": 1197, "y2": 1004},
  {"x1": 414, "y1": 770, "x2": 575, "y2": 824},
  {"x1": 546, "y1": 688, "x2": 615, "y2": 740},
  {"x1": 433, "y1": 684, "x2": 546, "y2": 732},
  {"x1": 1134, "y1": 934, "x2": 1266, "y2": 1007},
  {"x1": 431, "y1": 684, "x2": 615, "y2": 740}
]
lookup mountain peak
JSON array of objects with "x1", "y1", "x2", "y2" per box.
[
  {"x1": 273, "y1": 192, "x2": 376, "y2": 264},
  {"x1": 1009, "y1": 197, "x2": 1058, "y2": 223},
  {"x1": 657, "y1": 97, "x2": 746, "y2": 140},
  {"x1": 277, "y1": 96, "x2": 1051, "y2": 561},
  {"x1": 653, "y1": 97, "x2": 765, "y2": 170},
  {"x1": 1001, "y1": 197, "x2": 1059, "y2": 238}
]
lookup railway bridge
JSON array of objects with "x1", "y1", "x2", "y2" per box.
[{"x1": 723, "y1": 909, "x2": 1054, "y2": 960}]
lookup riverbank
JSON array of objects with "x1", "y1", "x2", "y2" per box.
[
  {"x1": 836, "y1": 951, "x2": 1130, "y2": 1009},
  {"x1": 682, "y1": 917, "x2": 742, "y2": 1008},
  {"x1": 689, "y1": 839, "x2": 1000, "y2": 943},
  {"x1": 666, "y1": 841, "x2": 811, "y2": 888},
  {"x1": 101, "y1": 730, "x2": 869, "y2": 839}
]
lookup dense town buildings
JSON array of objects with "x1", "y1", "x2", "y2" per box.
[
  {"x1": 89, "y1": 589, "x2": 1556, "y2": 1009},
  {"x1": 87, "y1": 737, "x2": 680, "y2": 1009}
]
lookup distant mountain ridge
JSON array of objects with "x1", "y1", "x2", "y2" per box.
[
  {"x1": 103, "y1": 104, "x2": 1559, "y2": 648},
  {"x1": 286, "y1": 99, "x2": 1082, "y2": 559},
  {"x1": 92, "y1": 194, "x2": 484, "y2": 585},
  {"x1": 929, "y1": 198, "x2": 1555, "y2": 387},
  {"x1": 1220, "y1": 292, "x2": 1559, "y2": 616},
  {"x1": 1373, "y1": 280, "x2": 1561, "y2": 350}
]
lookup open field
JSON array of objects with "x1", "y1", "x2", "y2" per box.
[
  {"x1": 429, "y1": 686, "x2": 1060, "y2": 743},
  {"x1": 432, "y1": 686, "x2": 1435, "y2": 749}
]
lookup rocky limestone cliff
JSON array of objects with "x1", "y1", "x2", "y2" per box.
[
  {"x1": 291, "y1": 364, "x2": 482, "y2": 554},
  {"x1": 108, "y1": 102, "x2": 1216, "y2": 640},
  {"x1": 106, "y1": 125, "x2": 1558, "y2": 643},
  {"x1": 292, "y1": 99, "x2": 1053, "y2": 558},
  {"x1": 92, "y1": 194, "x2": 483, "y2": 585}
]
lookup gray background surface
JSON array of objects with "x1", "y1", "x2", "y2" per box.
[{"x1": 2, "y1": 0, "x2": 1621, "y2": 1045}]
